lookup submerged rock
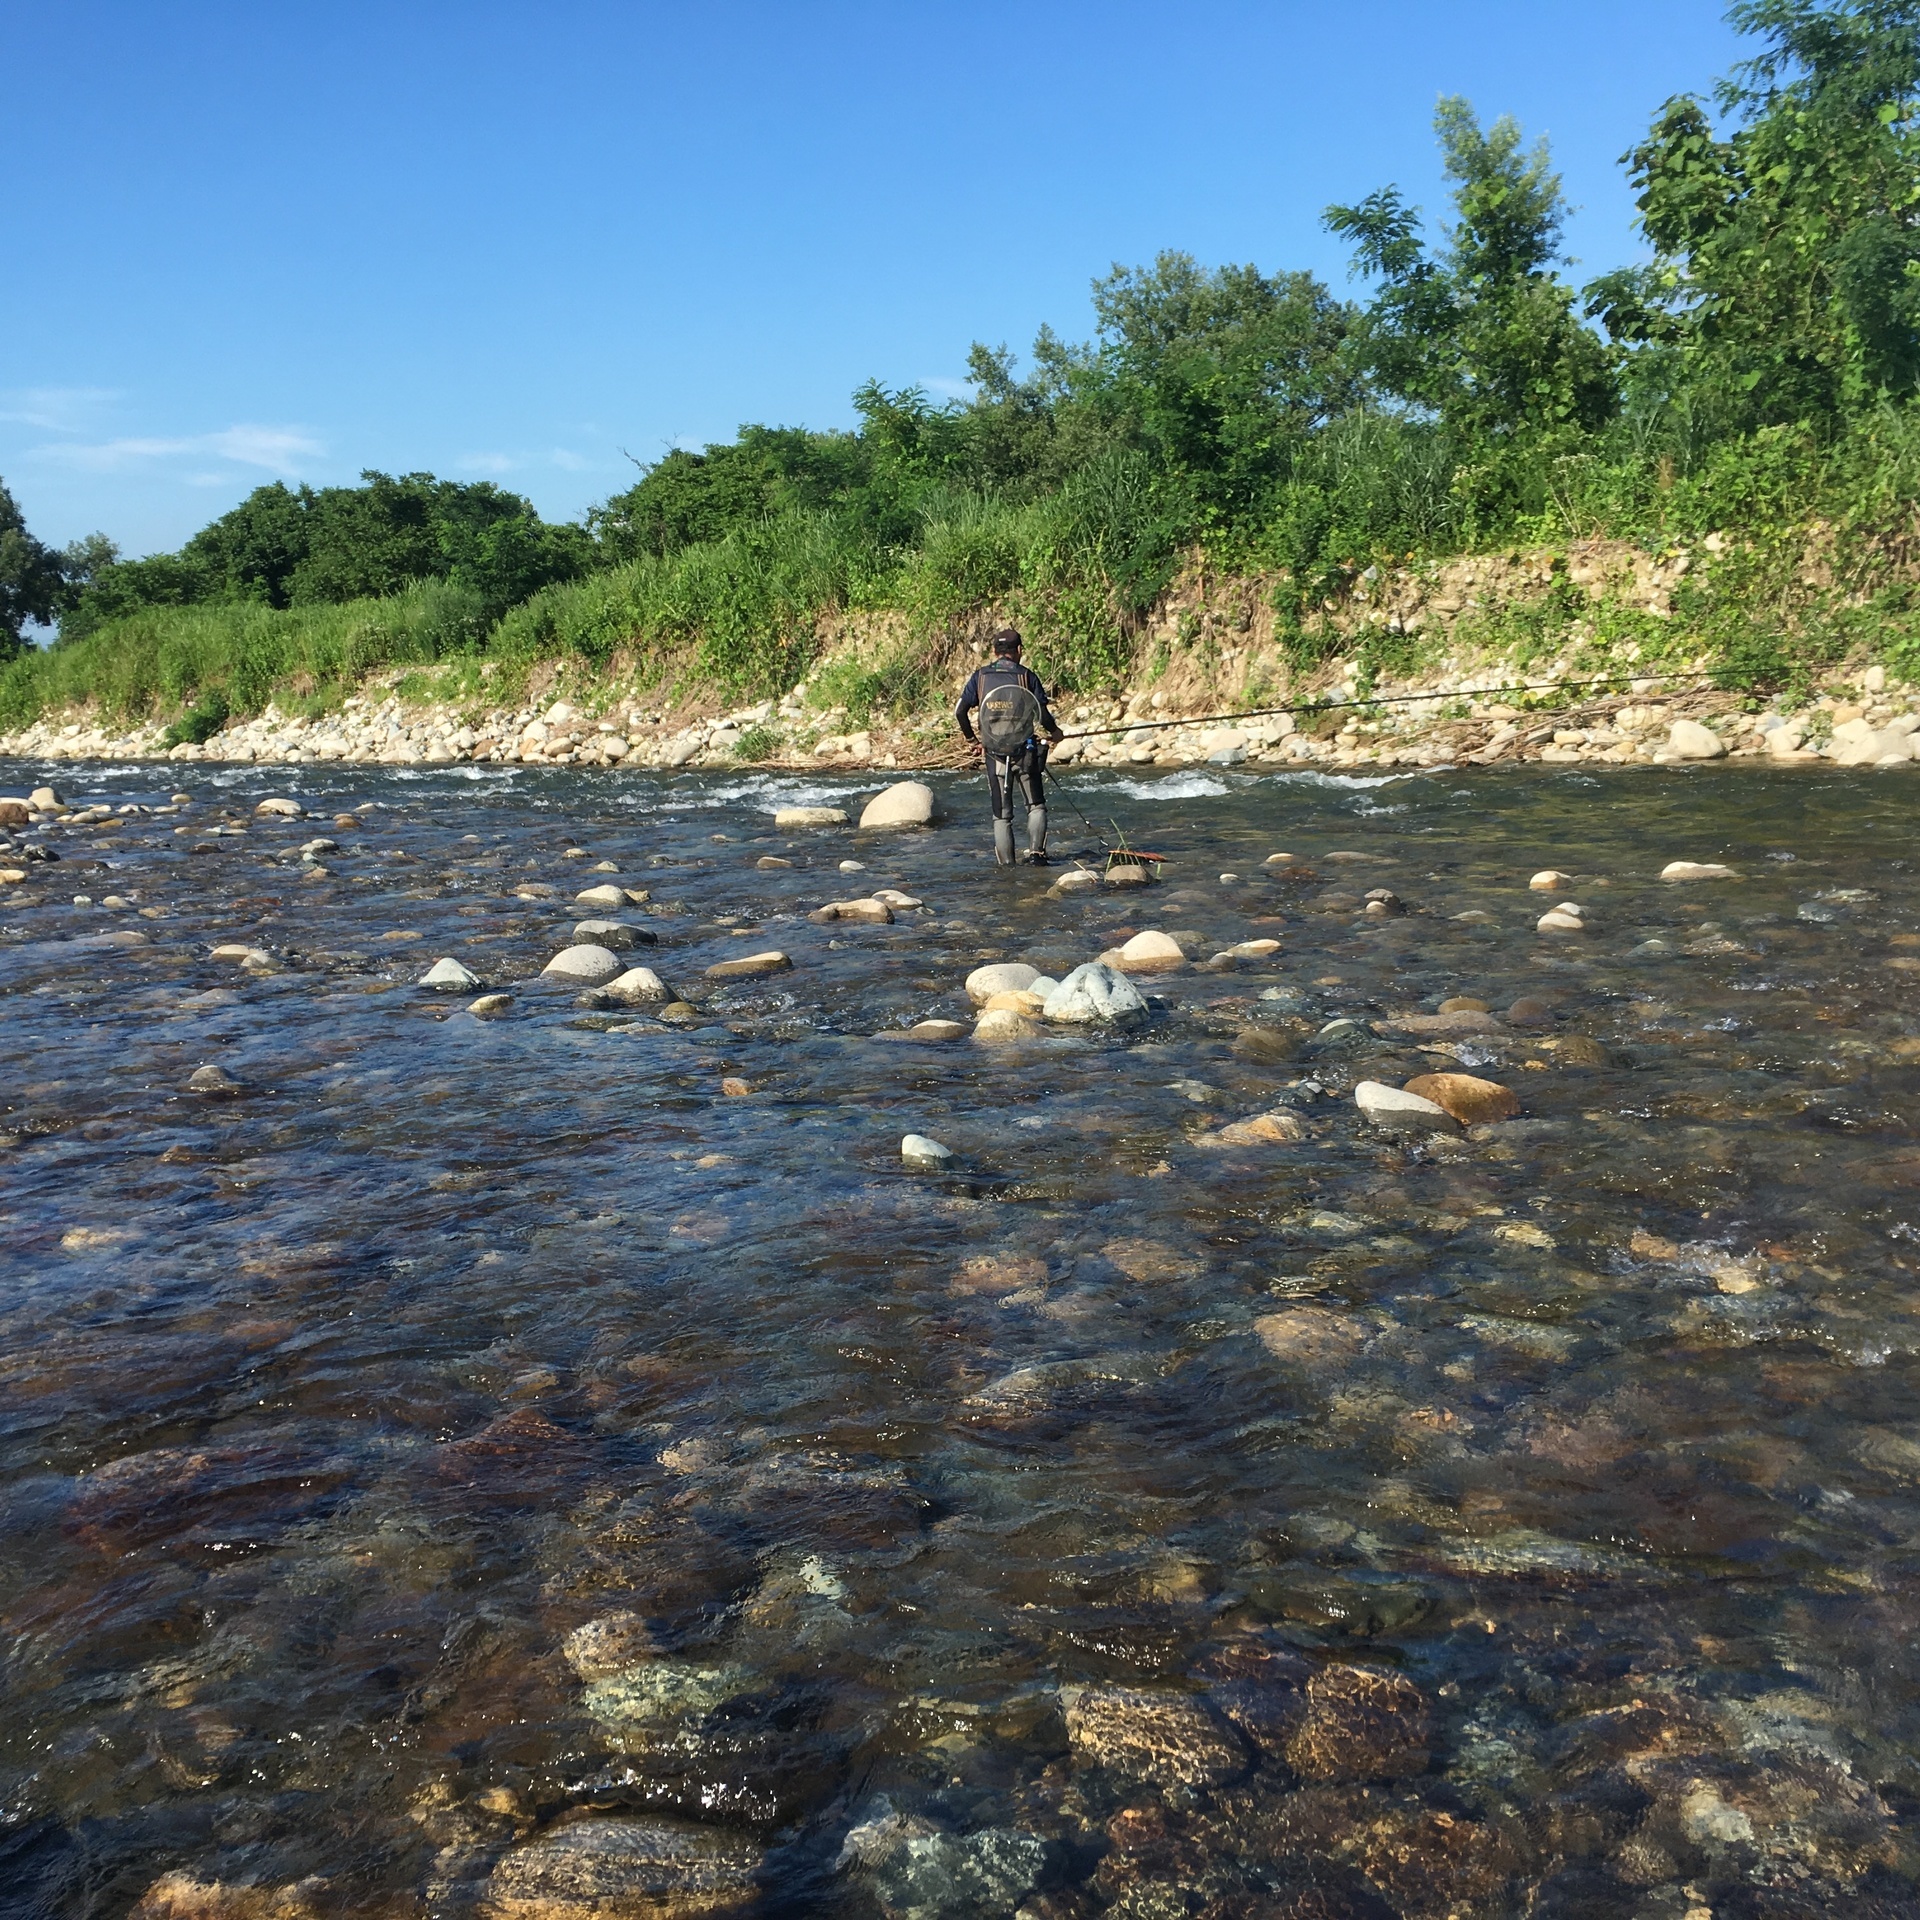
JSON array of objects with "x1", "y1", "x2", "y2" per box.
[
  {"x1": 775, "y1": 805, "x2": 848, "y2": 827},
  {"x1": 1204, "y1": 1111, "x2": 1308, "y2": 1147},
  {"x1": 187, "y1": 1064, "x2": 243, "y2": 1095},
  {"x1": 1065, "y1": 1686, "x2": 1250, "y2": 1786},
  {"x1": 481, "y1": 1816, "x2": 763, "y2": 1919},
  {"x1": 1661, "y1": 860, "x2": 1736, "y2": 882},
  {"x1": 1284, "y1": 1664, "x2": 1430, "y2": 1781},
  {"x1": 840, "y1": 1807, "x2": 1053, "y2": 1920}
]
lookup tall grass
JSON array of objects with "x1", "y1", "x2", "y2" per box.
[
  {"x1": 0, "y1": 580, "x2": 490, "y2": 730},
  {"x1": 15, "y1": 407, "x2": 1920, "y2": 733}
]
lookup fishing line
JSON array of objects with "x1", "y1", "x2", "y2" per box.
[{"x1": 1049, "y1": 669, "x2": 1728, "y2": 742}]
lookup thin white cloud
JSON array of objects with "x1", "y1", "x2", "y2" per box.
[
  {"x1": 456, "y1": 452, "x2": 517, "y2": 475},
  {"x1": 921, "y1": 375, "x2": 975, "y2": 401},
  {"x1": 0, "y1": 386, "x2": 120, "y2": 432},
  {"x1": 28, "y1": 423, "x2": 323, "y2": 474},
  {"x1": 549, "y1": 448, "x2": 591, "y2": 471}
]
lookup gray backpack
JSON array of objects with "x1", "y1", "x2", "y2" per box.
[{"x1": 977, "y1": 665, "x2": 1041, "y2": 757}]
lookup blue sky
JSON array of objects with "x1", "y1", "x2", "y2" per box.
[{"x1": 5, "y1": 0, "x2": 1746, "y2": 557}]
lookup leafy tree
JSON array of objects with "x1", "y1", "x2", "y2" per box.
[
  {"x1": 1327, "y1": 100, "x2": 1618, "y2": 449},
  {"x1": 1082, "y1": 252, "x2": 1358, "y2": 526},
  {"x1": 1595, "y1": 0, "x2": 1920, "y2": 427},
  {"x1": 0, "y1": 479, "x2": 68, "y2": 655}
]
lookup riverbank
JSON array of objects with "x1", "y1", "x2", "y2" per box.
[
  {"x1": 6, "y1": 659, "x2": 1919, "y2": 774},
  {"x1": 10, "y1": 535, "x2": 1920, "y2": 774}
]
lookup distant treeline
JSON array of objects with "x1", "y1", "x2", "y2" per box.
[{"x1": 7, "y1": 0, "x2": 1920, "y2": 716}]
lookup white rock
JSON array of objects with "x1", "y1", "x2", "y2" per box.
[
  {"x1": 901, "y1": 1133, "x2": 954, "y2": 1170},
  {"x1": 1668, "y1": 719, "x2": 1726, "y2": 760},
  {"x1": 871, "y1": 888, "x2": 923, "y2": 909},
  {"x1": 1042, "y1": 962, "x2": 1149, "y2": 1025},
  {"x1": 254, "y1": 796, "x2": 304, "y2": 817},
  {"x1": 966, "y1": 962, "x2": 1040, "y2": 1005},
  {"x1": 1049, "y1": 869, "x2": 1099, "y2": 895},
  {"x1": 1354, "y1": 1080, "x2": 1459, "y2": 1134},
  {"x1": 1765, "y1": 722, "x2": 1808, "y2": 758},
  {"x1": 776, "y1": 806, "x2": 849, "y2": 828},
  {"x1": 1660, "y1": 860, "x2": 1736, "y2": 882},
  {"x1": 1536, "y1": 903, "x2": 1587, "y2": 933},
  {"x1": 605, "y1": 966, "x2": 669, "y2": 1002},
  {"x1": 542, "y1": 943, "x2": 623, "y2": 984},
  {"x1": 419, "y1": 957, "x2": 480, "y2": 990},
  {"x1": 574, "y1": 884, "x2": 628, "y2": 909},
  {"x1": 858, "y1": 781, "x2": 939, "y2": 829},
  {"x1": 838, "y1": 858, "x2": 866, "y2": 872},
  {"x1": 1529, "y1": 869, "x2": 1575, "y2": 891}
]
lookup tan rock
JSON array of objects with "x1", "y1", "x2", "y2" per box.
[
  {"x1": 1116, "y1": 929, "x2": 1185, "y2": 970},
  {"x1": 1529, "y1": 869, "x2": 1575, "y2": 890},
  {"x1": 773, "y1": 805, "x2": 847, "y2": 827},
  {"x1": 1064, "y1": 1687, "x2": 1249, "y2": 1786},
  {"x1": 983, "y1": 988, "x2": 1046, "y2": 1015},
  {"x1": 704, "y1": 950, "x2": 791, "y2": 979},
  {"x1": 1404, "y1": 1072, "x2": 1519, "y2": 1126},
  {"x1": 1205, "y1": 1111, "x2": 1308, "y2": 1147},
  {"x1": 481, "y1": 1816, "x2": 763, "y2": 1919},
  {"x1": 973, "y1": 1007, "x2": 1043, "y2": 1043},
  {"x1": 807, "y1": 897, "x2": 892, "y2": 925},
  {"x1": 872, "y1": 1018, "x2": 967, "y2": 1043},
  {"x1": 1103, "y1": 1238, "x2": 1202, "y2": 1282},
  {"x1": 965, "y1": 962, "x2": 1039, "y2": 1005},
  {"x1": 954, "y1": 1253, "x2": 1049, "y2": 1296},
  {"x1": 1253, "y1": 1305, "x2": 1368, "y2": 1363},
  {"x1": 130, "y1": 1874, "x2": 321, "y2": 1920},
  {"x1": 1284, "y1": 1663, "x2": 1430, "y2": 1782},
  {"x1": 1660, "y1": 860, "x2": 1736, "y2": 882},
  {"x1": 1104, "y1": 863, "x2": 1152, "y2": 887}
]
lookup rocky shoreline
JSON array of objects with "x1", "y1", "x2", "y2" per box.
[{"x1": 6, "y1": 658, "x2": 1920, "y2": 775}]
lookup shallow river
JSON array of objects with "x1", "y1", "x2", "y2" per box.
[{"x1": 4, "y1": 757, "x2": 1920, "y2": 1920}]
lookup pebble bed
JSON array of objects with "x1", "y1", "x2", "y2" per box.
[{"x1": 4, "y1": 755, "x2": 1920, "y2": 1919}]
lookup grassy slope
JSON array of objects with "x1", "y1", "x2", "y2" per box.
[{"x1": 12, "y1": 414, "x2": 1920, "y2": 738}]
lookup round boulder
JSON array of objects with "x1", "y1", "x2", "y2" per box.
[
  {"x1": 543, "y1": 944, "x2": 623, "y2": 985},
  {"x1": 1403, "y1": 1072, "x2": 1519, "y2": 1127},
  {"x1": 858, "y1": 781, "x2": 940, "y2": 829},
  {"x1": 966, "y1": 962, "x2": 1040, "y2": 1005}
]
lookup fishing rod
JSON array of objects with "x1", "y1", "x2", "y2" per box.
[{"x1": 1049, "y1": 669, "x2": 1729, "y2": 741}]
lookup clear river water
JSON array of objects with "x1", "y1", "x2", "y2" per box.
[{"x1": 3, "y1": 756, "x2": 1920, "y2": 1920}]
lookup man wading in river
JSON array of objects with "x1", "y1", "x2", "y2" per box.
[{"x1": 954, "y1": 628, "x2": 1064, "y2": 865}]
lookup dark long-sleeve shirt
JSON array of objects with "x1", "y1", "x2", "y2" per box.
[{"x1": 954, "y1": 662, "x2": 1061, "y2": 746}]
